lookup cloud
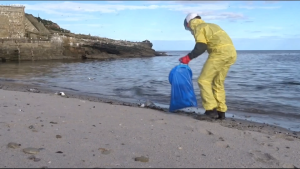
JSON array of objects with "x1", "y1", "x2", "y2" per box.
[
  {"x1": 19, "y1": 1, "x2": 249, "y2": 22},
  {"x1": 238, "y1": 5, "x2": 281, "y2": 9},
  {"x1": 265, "y1": 26, "x2": 283, "y2": 30},
  {"x1": 196, "y1": 12, "x2": 248, "y2": 21},
  {"x1": 259, "y1": 35, "x2": 281, "y2": 39},
  {"x1": 242, "y1": 1, "x2": 254, "y2": 5},
  {"x1": 22, "y1": 1, "x2": 229, "y2": 14},
  {"x1": 246, "y1": 30, "x2": 262, "y2": 33},
  {"x1": 264, "y1": 1, "x2": 280, "y2": 4},
  {"x1": 23, "y1": 2, "x2": 160, "y2": 13},
  {"x1": 106, "y1": 1, "x2": 123, "y2": 4},
  {"x1": 143, "y1": 1, "x2": 164, "y2": 5},
  {"x1": 161, "y1": 3, "x2": 229, "y2": 13},
  {"x1": 19, "y1": 1, "x2": 248, "y2": 22},
  {"x1": 171, "y1": 1, "x2": 228, "y2": 5},
  {"x1": 60, "y1": 24, "x2": 110, "y2": 28}
]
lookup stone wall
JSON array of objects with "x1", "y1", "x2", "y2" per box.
[
  {"x1": 0, "y1": 5, "x2": 25, "y2": 38},
  {"x1": 25, "y1": 14, "x2": 50, "y2": 34},
  {"x1": 0, "y1": 39, "x2": 69, "y2": 61},
  {"x1": 24, "y1": 16, "x2": 38, "y2": 33}
]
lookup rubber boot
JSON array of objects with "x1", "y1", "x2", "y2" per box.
[
  {"x1": 204, "y1": 109, "x2": 217, "y2": 118},
  {"x1": 216, "y1": 111, "x2": 225, "y2": 120}
]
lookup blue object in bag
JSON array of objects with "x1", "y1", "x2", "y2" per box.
[{"x1": 168, "y1": 64, "x2": 198, "y2": 112}]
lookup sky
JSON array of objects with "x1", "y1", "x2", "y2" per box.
[{"x1": 2, "y1": 1, "x2": 300, "y2": 50}]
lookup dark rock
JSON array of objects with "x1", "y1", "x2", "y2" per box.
[
  {"x1": 1, "y1": 57, "x2": 6, "y2": 62},
  {"x1": 155, "y1": 51, "x2": 168, "y2": 56},
  {"x1": 28, "y1": 155, "x2": 36, "y2": 160},
  {"x1": 81, "y1": 55, "x2": 88, "y2": 60},
  {"x1": 34, "y1": 158, "x2": 41, "y2": 162},
  {"x1": 134, "y1": 156, "x2": 149, "y2": 162}
]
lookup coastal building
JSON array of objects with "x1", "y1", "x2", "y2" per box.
[{"x1": 0, "y1": 5, "x2": 25, "y2": 38}]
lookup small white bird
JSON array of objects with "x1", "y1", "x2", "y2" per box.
[{"x1": 88, "y1": 77, "x2": 95, "y2": 80}]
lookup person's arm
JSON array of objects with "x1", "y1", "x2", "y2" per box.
[
  {"x1": 179, "y1": 25, "x2": 208, "y2": 64},
  {"x1": 187, "y1": 42, "x2": 207, "y2": 60}
]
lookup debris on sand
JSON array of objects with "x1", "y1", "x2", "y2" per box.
[
  {"x1": 55, "y1": 92, "x2": 66, "y2": 96},
  {"x1": 28, "y1": 88, "x2": 40, "y2": 93},
  {"x1": 7, "y1": 142, "x2": 21, "y2": 149},
  {"x1": 98, "y1": 148, "x2": 112, "y2": 155},
  {"x1": 145, "y1": 100, "x2": 154, "y2": 107},
  {"x1": 28, "y1": 155, "x2": 35, "y2": 160},
  {"x1": 134, "y1": 156, "x2": 149, "y2": 162},
  {"x1": 23, "y1": 148, "x2": 40, "y2": 154},
  {"x1": 28, "y1": 155, "x2": 41, "y2": 162},
  {"x1": 34, "y1": 158, "x2": 41, "y2": 162},
  {"x1": 206, "y1": 130, "x2": 213, "y2": 135},
  {"x1": 56, "y1": 135, "x2": 62, "y2": 138}
]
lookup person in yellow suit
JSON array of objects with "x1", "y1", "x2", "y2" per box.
[{"x1": 179, "y1": 13, "x2": 237, "y2": 120}]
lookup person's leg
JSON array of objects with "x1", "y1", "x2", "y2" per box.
[
  {"x1": 212, "y1": 52, "x2": 237, "y2": 119},
  {"x1": 198, "y1": 55, "x2": 226, "y2": 116},
  {"x1": 212, "y1": 65, "x2": 230, "y2": 112}
]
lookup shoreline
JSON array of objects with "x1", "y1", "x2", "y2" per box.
[
  {"x1": 0, "y1": 83, "x2": 300, "y2": 168},
  {"x1": 1, "y1": 80, "x2": 299, "y2": 138}
]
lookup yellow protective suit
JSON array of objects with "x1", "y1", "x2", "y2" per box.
[{"x1": 189, "y1": 19, "x2": 237, "y2": 112}]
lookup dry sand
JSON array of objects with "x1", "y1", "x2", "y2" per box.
[{"x1": 0, "y1": 88, "x2": 300, "y2": 168}]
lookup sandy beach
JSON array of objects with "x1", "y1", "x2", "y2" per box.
[{"x1": 0, "y1": 87, "x2": 300, "y2": 168}]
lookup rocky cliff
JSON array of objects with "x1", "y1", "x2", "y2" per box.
[{"x1": 0, "y1": 11, "x2": 167, "y2": 62}]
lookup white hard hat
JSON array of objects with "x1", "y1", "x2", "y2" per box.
[{"x1": 184, "y1": 13, "x2": 200, "y2": 30}]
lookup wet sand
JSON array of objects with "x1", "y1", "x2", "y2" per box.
[{"x1": 0, "y1": 83, "x2": 300, "y2": 168}]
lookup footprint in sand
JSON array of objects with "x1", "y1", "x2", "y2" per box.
[
  {"x1": 215, "y1": 141, "x2": 230, "y2": 149},
  {"x1": 214, "y1": 137, "x2": 230, "y2": 149},
  {"x1": 240, "y1": 131, "x2": 252, "y2": 137},
  {"x1": 195, "y1": 115, "x2": 214, "y2": 122},
  {"x1": 249, "y1": 150, "x2": 279, "y2": 166},
  {"x1": 259, "y1": 142, "x2": 280, "y2": 151}
]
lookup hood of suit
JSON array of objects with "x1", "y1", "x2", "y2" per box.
[{"x1": 189, "y1": 18, "x2": 205, "y2": 33}]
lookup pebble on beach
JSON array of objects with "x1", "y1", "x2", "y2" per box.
[
  {"x1": 7, "y1": 142, "x2": 21, "y2": 149},
  {"x1": 98, "y1": 148, "x2": 111, "y2": 155},
  {"x1": 23, "y1": 148, "x2": 40, "y2": 154},
  {"x1": 134, "y1": 156, "x2": 149, "y2": 162}
]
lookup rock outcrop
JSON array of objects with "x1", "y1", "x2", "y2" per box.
[{"x1": 0, "y1": 7, "x2": 168, "y2": 62}]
